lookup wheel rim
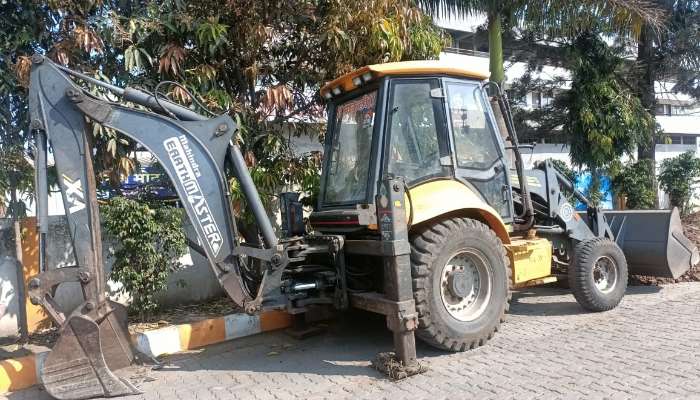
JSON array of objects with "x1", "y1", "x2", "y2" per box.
[
  {"x1": 592, "y1": 255, "x2": 618, "y2": 294},
  {"x1": 439, "y1": 249, "x2": 492, "y2": 322}
]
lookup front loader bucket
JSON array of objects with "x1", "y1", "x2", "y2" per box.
[
  {"x1": 40, "y1": 301, "x2": 140, "y2": 400},
  {"x1": 604, "y1": 208, "x2": 700, "y2": 278}
]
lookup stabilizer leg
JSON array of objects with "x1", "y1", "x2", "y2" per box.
[{"x1": 367, "y1": 177, "x2": 425, "y2": 379}]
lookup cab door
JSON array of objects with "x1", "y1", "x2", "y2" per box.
[
  {"x1": 444, "y1": 79, "x2": 513, "y2": 221},
  {"x1": 383, "y1": 78, "x2": 451, "y2": 186}
]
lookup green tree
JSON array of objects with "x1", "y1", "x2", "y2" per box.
[
  {"x1": 634, "y1": 1, "x2": 699, "y2": 206},
  {"x1": 118, "y1": 0, "x2": 446, "y2": 218},
  {"x1": 101, "y1": 197, "x2": 187, "y2": 317},
  {"x1": 512, "y1": 2, "x2": 699, "y2": 206},
  {"x1": 511, "y1": 33, "x2": 654, "y2": 204},
  {"x1": 565, "y1": 34, "x2": 654, "y2": 175},
  {"x1": 658, "y1": 151, "x2": 700, "y2": 214},
  {"x1": 1, "y1": 1, "x2": 141, "y2": 186},
  {"x1": 659, "y1": 0, "x2": 700, "y2": 99},
  {"x1": 2, "y1": 0, "x2": 447, "y2": 221},
  {"x1": 0, "y1": 1, "x2": 52, "y2": 217},
  {"x1": 614, "y1": 159, "x2": 657, "y2": 209},
  {"x1": 417, "y1": 0, "x2": 665, "y2": 84},
  {"x1": 547, "y1": 158, "x2": 575, "y2": 182}
]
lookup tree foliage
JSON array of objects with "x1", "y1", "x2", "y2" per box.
[
  {"x1": 547, "y1": 158, "x2": 575, "y2": 181},
  {"x1": 510, "y1": 3, "x2": 699, "y2": 207},
  {"x1": 613, "y1": 159, "x2": 657, "y2": 209},
  {"x1": 1, "y1": 0, "x2": 447, "y2": 218},
  {"x1": 658, "y1": 151, "x2": 700, "y2": 214},
  {"x1": 118, "y1": 0, "x2": 446, "y2": 215},
  {"x1": 417, "y1": 0, "x2": 666, "y2": 84},
  {"x1": 565, "y1": 34, "x2": 654, "y2": 172},
  {"x1": 101, "y1": 197, "x2": 187, "y2": 317},
  {"x1": 510, "y1": 33, "x2": 656, "y2": 206},
  {"x1": 511, "y1": 34, "x2": 654, "y2": 171},
  {"x1": 0, "y1": 1, "x2": 44, "y2": 217},
  {"x1": 631, "y1": 2, "x2": 700, "y2": 205},
  {"x1": 508, "y1": 71, "x2": 569, "y2": 144},
  {"x1": 648, "y1": 1, "x2": 700, "y2": 104},
  {"x1": 0, "y1": 145, "x2": 33, "y2": 218}
]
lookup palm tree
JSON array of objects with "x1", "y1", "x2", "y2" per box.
[{"x1": 417, "y1": 0, "x2": 666, "y2": 84}]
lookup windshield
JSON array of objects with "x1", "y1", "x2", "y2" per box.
[{"x1": 324, "y1": 91, "x2": 377, "y2": 204}]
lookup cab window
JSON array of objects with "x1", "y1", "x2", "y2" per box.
[
  {"x1": 446, "y1": 83, "x2": 501, "y2": 170},
  {"x1": 324, "y1": 91, "x2": 377, "y2": 204},
  {"x1": 386, "y1": 79, "x2": 447, "y2": 184}
]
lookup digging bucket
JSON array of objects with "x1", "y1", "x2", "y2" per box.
[
  {"x1": 40, "y1": 301, "x2": 140, "y2": 400},
  {"x1": 603, "y1": 208, "x2": 699, "y2": 278}
]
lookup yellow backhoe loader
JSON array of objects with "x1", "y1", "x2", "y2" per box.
[{"x1": 26, "y1": 55, "x2": 698, "y2": 399}]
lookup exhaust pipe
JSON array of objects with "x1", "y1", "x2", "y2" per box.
[{"x1": 604, "y1": 208, "x2": 699, "y2": 278}]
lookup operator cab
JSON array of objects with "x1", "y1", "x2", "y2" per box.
[{"x1": 309, "y1": 61, "x2": 514, "y2": 234}]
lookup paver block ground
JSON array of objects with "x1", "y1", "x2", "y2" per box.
[{"x1": 9, "y1": 283, "x2": 700, "y2": 400}]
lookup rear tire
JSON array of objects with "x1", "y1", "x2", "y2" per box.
[
  {"x1": 410, "y1": 217, "x2": 510, "y2": 352},
  {"x1": 569, "y1": 238, "x2": 628, "y2": 312}
]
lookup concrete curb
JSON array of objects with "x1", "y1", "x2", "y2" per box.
[
  {"x1": 0, "y1": 310, "x2": 292, "y2": 394},
  {"x1": 0, "y1": 353, "x2": 44, "y2": 393},
  {"x1": 133, "y1": 310, "x2": 292, "y2": 358}
]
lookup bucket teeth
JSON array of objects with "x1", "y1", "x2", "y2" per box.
[{"x1": 41, "y1": 314, "x2": 140, "y2": 400}]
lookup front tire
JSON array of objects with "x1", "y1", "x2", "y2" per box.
[
  {"x1": 410, "y1": 217, "x2": 510, "y2": 352},
  {"x1": 569, "y1": 238, "x2": 628, "y2": 312}
]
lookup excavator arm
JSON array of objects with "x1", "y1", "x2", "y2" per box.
[{"x1": 27, "y1": 54, "x2": 287, "y2": 399}]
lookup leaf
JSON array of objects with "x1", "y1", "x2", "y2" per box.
[
  {"x1": 159, "y1": 43, "x2": 186, "y2": 76},
  {"x1": 139, "y1": 48, "x2": 153, "y2": 67},
  {"x1": 107, "y1": 139, "x2": 116, "y2": 156}
]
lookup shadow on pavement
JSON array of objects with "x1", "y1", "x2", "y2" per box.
[
  {"x1": 508, "y1": 287, "x2": 584, "y2": 316},
  {"x1": 625, "y1": 285, "x2": 663, "y2": 295},
  {"x1": 508, "y1": 283, "x2": 662, "y2": 317},
  {"x1": 142, "y1": 310, "x2": 457, "y2": 380},
  {"x1": 157, "y1": 310, "x2": 395, "y2": 378}
]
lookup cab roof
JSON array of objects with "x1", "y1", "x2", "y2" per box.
[{"x1": 320, "y1": 60, "x2": 489, "y2": 98}]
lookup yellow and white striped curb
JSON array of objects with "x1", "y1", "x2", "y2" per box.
[
  {"x1": 0, "y1": 352, "x2": 47, "y2": 393},
  {"x1": 134, "y1": 310, "x2": 291, "y2": 358},
  {"x1": 0, "y1": 310, "x2": 291, "y2": 394}
]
